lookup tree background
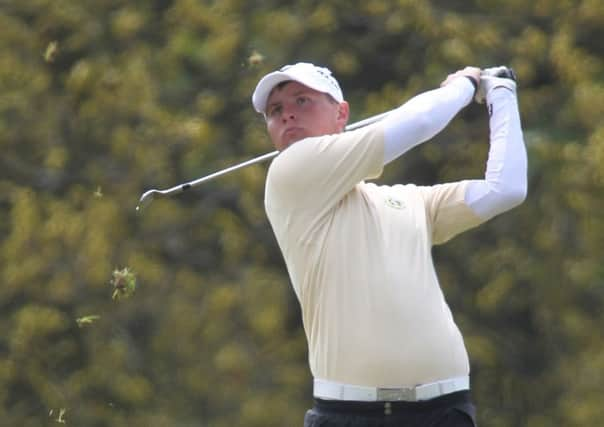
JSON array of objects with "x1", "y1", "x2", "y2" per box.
[{"x1": 1, "y1": 0, "x2": 603, "y2": 426}]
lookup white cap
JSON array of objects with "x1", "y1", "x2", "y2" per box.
[{"x1": 252, "y1": 62, "x2": 344, "y2": 114}]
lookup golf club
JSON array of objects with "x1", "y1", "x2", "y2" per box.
[{"x1": 136, "y1": 109, "x2": 394, "y2": 212}]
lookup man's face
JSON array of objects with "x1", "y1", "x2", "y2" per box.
[{"x1": 265, "y1": 81, "x2": 349, "y2": 151}]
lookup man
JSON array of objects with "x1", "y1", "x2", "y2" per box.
[{"x1": 252, "y1": 62, "x2": 527, "y2": 426}]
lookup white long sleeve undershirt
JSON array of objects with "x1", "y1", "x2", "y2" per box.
[
  {"x1": 382, "y1": 77, "x2": 474, "y2": 164},
  {"x1": 382, "y1": 77, "x2": 527, "y2": 220},
  {"x1": 463, "y1": 89, "x2": 527, "y2": 219}
]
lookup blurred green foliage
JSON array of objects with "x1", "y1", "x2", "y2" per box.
[{"x1": 1, "y1": 0, "x2": 603, "y2": 425}]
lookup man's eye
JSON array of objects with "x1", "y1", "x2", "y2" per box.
[
  {"x1": 296, "y1": 97, "x2": 308, "y2": 105},
  {"x1": 268, "y1": 106, "x2": 282, "y2": 117}
]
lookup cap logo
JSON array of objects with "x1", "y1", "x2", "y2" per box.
[{"x1": 385, "y1": 196, "x2": 405, "y2": 210}]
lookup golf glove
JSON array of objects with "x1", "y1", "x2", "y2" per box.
[{"x1": 475, "y1": 66, "x2": 517, "y2": 104}]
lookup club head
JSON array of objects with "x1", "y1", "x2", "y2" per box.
[{"x1": 136, "y1": 190, "x2": 158, "y2": 213}]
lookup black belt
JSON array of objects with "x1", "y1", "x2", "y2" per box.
[{"x1": 313, "y1": 390, "x2": 472, "y2": 416}]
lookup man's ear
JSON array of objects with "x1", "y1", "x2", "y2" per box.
[{"x1": 336, "y1": 101, "x2": 350, "y2": 131}]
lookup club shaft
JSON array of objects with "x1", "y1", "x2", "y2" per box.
[
  {"x1": 139, "y1": 109, "x2": 393, "y2": 203},
  {"x1": 178, "y1": 150, "x2": 279, "y2": 193},
  {"x1": 345, "y1": 110, "x2": 391, "y2": 131}
]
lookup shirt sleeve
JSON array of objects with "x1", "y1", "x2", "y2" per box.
[
  {"x1": 419, "y1": 181, "x2": 485, "y2": 245},
  {"x1": 265, "y1": 124, "x2": 385, "y2": 218}
]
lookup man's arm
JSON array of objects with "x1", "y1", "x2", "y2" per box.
[
  {"x1": 464, "y1": 71, "x2": 528, "y2": 219},
  {"x1": 382, "y1": 67, "x2": 480, "y2": 164}
]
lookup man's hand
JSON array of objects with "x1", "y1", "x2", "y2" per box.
[
  {"x1": 440, "y1": 66, "x2": 481, "y2": 91},
  {"x1": 475, "y1": 66, "x2": 517, "y2": 104}
]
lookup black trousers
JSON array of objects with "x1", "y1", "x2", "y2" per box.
[{"x1": 304, "y1": 390, "x2": 476, "y2": 427}]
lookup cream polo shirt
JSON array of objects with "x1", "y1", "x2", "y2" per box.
[{"x1": 264, "y1": 124, "x2": 484, "y2": 388}]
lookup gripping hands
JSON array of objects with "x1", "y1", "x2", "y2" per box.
[{"x1": 441, "y1": 66, "x2": 517, "y2": 104}]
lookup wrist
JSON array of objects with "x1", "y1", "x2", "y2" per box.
[{"x1": 464, "y1": 76, "x2": 478, "y2": 94}]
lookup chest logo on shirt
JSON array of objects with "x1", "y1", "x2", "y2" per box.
[{"x1": 385, "y1": 196, "x2": 405, "y2": 210}]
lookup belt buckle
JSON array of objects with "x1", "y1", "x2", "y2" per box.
[{"x1": 376, "y1": 387, "x2": 416, "y2": 402}]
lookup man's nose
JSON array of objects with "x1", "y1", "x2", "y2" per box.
[{"x1": 281, "y1": 104, "x2": 296, "y2": 121}]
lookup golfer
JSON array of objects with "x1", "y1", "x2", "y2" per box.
[{"x1": 252, "y1": 62, "x2": 527, "y2": 426}]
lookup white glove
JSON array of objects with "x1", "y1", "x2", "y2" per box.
[{"x1": 475, "y1": 66, "x2": 517, "y2": 104}]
